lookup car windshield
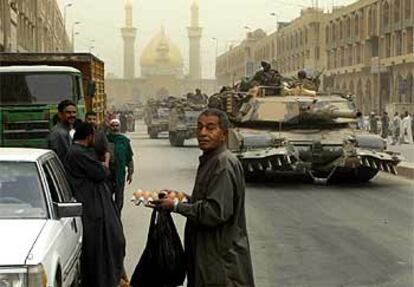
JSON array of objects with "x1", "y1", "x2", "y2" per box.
[
  {"x1": 0, "y1": 162, "x2": 48, "y2": 219},
  {"x1": 0, "y1": 72, "x2": 75, "y2": 105}
]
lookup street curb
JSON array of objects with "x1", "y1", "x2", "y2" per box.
[{"x1": 396, "y1": 162, "x2": 414, "y2": 179}]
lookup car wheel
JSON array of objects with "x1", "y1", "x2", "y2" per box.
[{"x1": 70, "y1": 266, "x2": 81, "y2": 287}]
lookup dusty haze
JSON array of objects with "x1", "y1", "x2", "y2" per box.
[{"x1": 60, "y1": 0, "x2": 354, "y2": 79}]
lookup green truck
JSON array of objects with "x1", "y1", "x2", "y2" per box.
[{"x1": 0, "y1": 53, "x2": 105, "y2": 148}]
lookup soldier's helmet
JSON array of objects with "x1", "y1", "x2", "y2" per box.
[
  {"x1": 298, "y1": 70, "x2": 307, "y2": 79},
  {"x1": 261, "y1": 61, "x2": 271, "y2": 70}
]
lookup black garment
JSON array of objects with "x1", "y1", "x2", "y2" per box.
[
  {"x1": 94, "y1": 127, "x2": 109, "y2": 161},
  {"x1": 64, "y1": 144, "x2": 125, "y2": 287},
  {"x1": 175, "y1": 146, "x2": 255, "y2": 287},
  {"x1": 47, "y1": 122, "x2": 71, "y2": 163}
]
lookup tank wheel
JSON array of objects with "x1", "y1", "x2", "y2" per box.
[
  {"x1": 148, "y1": 127, "x2": 158, "y2": 139},
  {"x1": 329, "y1": 166, "x2": 379, "y2": 183},
  {"x1": 243, "y1": 165, "x2": 266, "y2": 182},
  {"x1": 169, "y1": 131, "x2": 185, "y2": 147},
  {"x1": 353, "y1": 167, "x2": 379, "y2": 183}
]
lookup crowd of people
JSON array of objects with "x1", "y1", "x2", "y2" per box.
[
  {"x1": 44, "y1": 99, "x2": 255, "y2": 287},
  {"x1": 46, "y1": 100, "x2": 134, "y2": 286},
  {"x1": 357, "y1": 110, "x2": 414, "y2": 145}
]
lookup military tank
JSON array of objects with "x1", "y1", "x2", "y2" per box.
[
  {"x1": 144, "y1": 98, "x2": 174, "y2": 139},
  {"x1": 209, "y1": 85, "x2": 403, "y2": 184},
  {"x1": 168, "y1": 93, "x2": 207, "y2": 147}
]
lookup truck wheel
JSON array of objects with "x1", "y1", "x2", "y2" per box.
[{"x1": 148, "y1": 128, "x2": 158, "y2": 139}]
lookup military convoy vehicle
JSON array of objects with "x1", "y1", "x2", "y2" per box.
[
  {"x1": 144, "y1": 98, "x2": 173, "y2": 139},
  {"x1": 209, "y1": 84, "x2": 403, "y2": 184},
  {"x1": 168, "y1": 98, "x2": 206, "y2": 147}
]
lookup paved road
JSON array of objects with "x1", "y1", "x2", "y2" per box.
[
  {"x1": 121, "y1": 123, "x2": 414, "y2": 287},
  {"x1": 388, "y1": 143, "x2": 414, "y2": 162}
]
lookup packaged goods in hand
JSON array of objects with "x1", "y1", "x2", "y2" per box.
[{"x1": 131, "y1": 189, "x2": 188, "y2": 206}]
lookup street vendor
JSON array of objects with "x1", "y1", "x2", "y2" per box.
[{"x1": 157, "y1": 108, "x2": 255, "y2": 287}]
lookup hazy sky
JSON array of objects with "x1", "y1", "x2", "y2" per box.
[{"x1": 60, "y1": 0, "x2": 354, "y2": 79}]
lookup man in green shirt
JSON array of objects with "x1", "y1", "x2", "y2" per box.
[{"x1": 107, "y1": 119, "x2": 134, "y2": 215}]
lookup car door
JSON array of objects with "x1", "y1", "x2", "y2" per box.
[{"x1": 42, "y1": 157, "x2": 81, "y2": 285}]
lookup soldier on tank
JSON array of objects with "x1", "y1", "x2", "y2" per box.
[
  {"x1": 292, "y1": 70, "x2": 318, "y2": 91},
  {"x1": 250, "y1": 61, "x2": 281, "y2": 88},
  {"x1": 187, "y1": 89, "x2": 207, "y2": 110}
]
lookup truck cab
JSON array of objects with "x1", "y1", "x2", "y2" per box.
[{"x1": 0, "y1": 66, "x2": 85, "y2": 147}]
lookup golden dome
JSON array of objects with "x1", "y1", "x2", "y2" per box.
[{"x1": 140, "y1": 27, "x2": 183, "y2": 69}]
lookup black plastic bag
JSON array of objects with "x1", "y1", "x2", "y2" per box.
[{"x1": 130, "y1": 209, "x2": 186, "y2": 287}]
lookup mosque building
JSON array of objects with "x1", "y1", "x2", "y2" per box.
[{"x1": 106, "y1": 0, "x2": 217, "y2": 107}]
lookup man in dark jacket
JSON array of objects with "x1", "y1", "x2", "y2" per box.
[
  {"x1": 85, "y1": 111, "x2": 110, "y2": 167},
  {"x1": 47, "y1": 100, "x2": 77, "y2": 162},
  {"x1": 64, "y1": 122, "x2": 125, "y2": 287},
  {"x1": 158, "y1": 109, "x2": 255, "y2": 287}
]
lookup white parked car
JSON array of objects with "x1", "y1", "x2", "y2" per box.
[{"x1": 0, "y1": 148, "x2": 82, "y2": 287}]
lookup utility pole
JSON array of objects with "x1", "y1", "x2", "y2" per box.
[{"x1": 63, "y1": 3, "x2": 73, "y2": 52}]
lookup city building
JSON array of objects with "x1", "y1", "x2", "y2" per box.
[
  {"x1": 216, "y1": 1, "x2": 413, "y2": 113},
  {"x1": 106, "y1": 0, "x2": 216, "y2": 107},
  {"x1": 276, "y1": 8, "x2": 329, "y2": 78},
  {"x1": 324, "y1": 0, "x2": 414, "y2": 113},
  {"x1": 215, "y1": 29, "x2": 267, "y2": 87},
  {"x1": 0, "y1": 0, "x2": 70, "y2": 53}
]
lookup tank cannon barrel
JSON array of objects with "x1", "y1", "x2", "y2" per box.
[{"x1": 327, "y1": 109, "x2": 357, "y2": 119}]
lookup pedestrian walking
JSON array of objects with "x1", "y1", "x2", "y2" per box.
[
  {"x1": 401, "y1": 111, "x2": 413, "y2": 144},
  {"x1": 356, "y1": 110, "x2": 364, "y2": 130},
  {"x1": 411, "y1": 113, "x2": 414, "y2": 142},
  {"x1": 120, "y1": 112, "x2": 128, "y2": 133},
  {"x1": 64, "y1": 122, "x2": 126, "y2": 287},
  {"x1": 381, "y1": 111, "x2": 390, "y2": 139},
  {"x1": 46, "y1": 100, "x2": 76, "y2": 162},
  {"x1": 107, "y1": 119, "x2": 134, "y2": 215},
  {"x1": 369, "y1": 112, "x2": 378, "y2": 134},
  {"x1": 391, "y1": 112, "x2": 401, "y2": 145},
  {"x1": 157, "y1": 108, "x2": 255, "y2": 287},
  {"x1": 127, "y1": 112, "x2": 135, "y2": 132}
]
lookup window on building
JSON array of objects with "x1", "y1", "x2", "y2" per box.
[
  {"x1": 326, "y1": 26, "x2": 329, "y2": 44},
  {"x1": 315, "y1": 47, "x2": 320, "y2": 60},
  {"x1": 407, "y1": 28, "x2": 413, "y2": 54},
  {"x1": 346, "y1": 17, "x2": 351, "y2": 38},
  {"x1": 359, "y1": 10, "x2": 365, "y2": 38},
  {"x1": 396, "y1": 31, "x2": 402, "y2": 56},
  {"x1": 406, "y1": 0, "x2": 412, "y2": 19},
  {"x1": 368, "y1": 7, "x2": 374, "y2": 35},
  {"x1": 371, "y1": 36, "x2": 379, "y2": 57},
  {"x1": 355, "y1": 14, "x2": 360, "y2": 36},
  {"x1": 394, "y1": 0, "x2": 401, "y2": 23},
  {"x1": 383, "y1": 2, "x2": 390, "y2": 28},
  {"x1": 385, "y1": 33, "x2": 391, "y2": 57},
  {"x1": 305, "y1": 28, "x2": 308, "y2": 44}
]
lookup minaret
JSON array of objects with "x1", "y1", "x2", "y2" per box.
[
  {"x1": 187, "y1": 0, "x2": 202, "y2": 80},
  {"x1": 121, "y1": 0, "x2": 137, "y2": 79}
]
